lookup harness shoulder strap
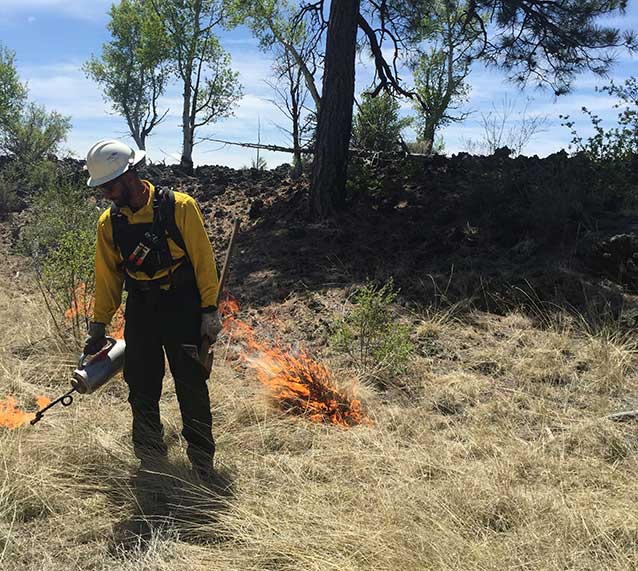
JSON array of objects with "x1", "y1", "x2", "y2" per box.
[
  {"x1": 155, "y1": 188, "x2": 188, "y2": 257},
  {"x1": 109, "y1": 204, "x2": 126, "y2": 250}
]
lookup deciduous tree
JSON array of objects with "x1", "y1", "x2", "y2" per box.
[
  {"x1": 0, "y1": 44, "x2": 27, "y2": 136},
  {"x1": 266, "y1": 47, "x2": 313, "y2": 177},
  {"x1": 3, "y1": 103, "x2": 71, "y2": 163},
  {"x1": 410, "y1": 0, "x2": 476, "y2": 153},
  {"x1": 152, "y1": 0, "x2": 243, "y2": 172},
  {"x1": 232, "y1": 0, "x2": 323, "y2": 111},
  {"x1": 84, "y1": 0, "x2": 171, "y2": 151}
]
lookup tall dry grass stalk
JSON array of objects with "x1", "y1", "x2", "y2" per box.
[{"x1": 1, "y1": 272, "x2": 637, "y2": 570}]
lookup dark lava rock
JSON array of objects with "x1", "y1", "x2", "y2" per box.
[
  {"x1": 588, "y1": 233, "x2": 638, "y2": 290},
  {"x1": 248, "y1": 199, "x2": 264, "y2": 220}
]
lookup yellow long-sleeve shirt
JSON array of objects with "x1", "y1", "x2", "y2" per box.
[{"x1": 93, "y1": 181, "x2": 219, "y2": 324}]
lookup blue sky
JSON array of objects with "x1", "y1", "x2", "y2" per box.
[{"x1": 1, "y1": 1, "x2": 637, "y2": 168}]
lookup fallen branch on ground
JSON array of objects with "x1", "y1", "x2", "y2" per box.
[{"x1": 607, "y1": 410, "x2": 638, "y2": 422}]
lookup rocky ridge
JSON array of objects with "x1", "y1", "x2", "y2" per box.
[{"x1": 5, "y1": 151, "x2": 638, "y2": 335}]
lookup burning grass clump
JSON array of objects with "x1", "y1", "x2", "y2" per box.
[
  {"x1": 247, "y1": 347, "x2": 369, "y2": 427},
  {"x1": 221, "y1": 295, "x2": 371, "y2": 428},
  {"x1": 0, "y1": 395, "x2": 51, "y2": 429}
]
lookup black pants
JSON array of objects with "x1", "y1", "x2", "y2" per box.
[{"x1": 123, "y1": 282, "x2": 214, "y2": 467}]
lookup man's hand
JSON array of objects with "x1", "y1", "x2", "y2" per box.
[
  {"x1": 83, "y1": 322, "x2": 107, "y2": 355},
  {"x1": 201, "y1": 312, "x2": 222, "y2": 343}
]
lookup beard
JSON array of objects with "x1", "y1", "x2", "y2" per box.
[{"x1": 112, "y1": 184, "x2": 131, "y2": 207}]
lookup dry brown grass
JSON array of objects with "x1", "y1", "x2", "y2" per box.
[{"x1": 1, "y1": 270, "x2": 638, "y2": 570}]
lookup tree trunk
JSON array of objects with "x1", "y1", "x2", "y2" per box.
[
  {"x1": 291, "y1": 91, "x2": 302, "y2": 179},
  {"x1": 181, "y1": 128, "x2": 194, "y2": 174},
  {"x1": 136, "y1": 132, "x2": 147, "y2": 152},
  {"x1": 309, "y1": 0, "x2": 360, "y2": 219},
  {"x1": 181, "y1": 78, "x2": 195, "y2": 174},
  {"x1": 421, "y1": 121, "x2": 436, "y2": 155},
  {"x1": 131, "y1": 131, "x2": 146, "y2": 152}
]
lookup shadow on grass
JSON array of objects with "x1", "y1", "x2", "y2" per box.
[{"x1": 108, "y1": 461, "x2": 235, "y2": 555}]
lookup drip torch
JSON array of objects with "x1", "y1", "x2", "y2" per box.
[{"x1": 30, "y1": 337, "x2": 125, "y2": 425}]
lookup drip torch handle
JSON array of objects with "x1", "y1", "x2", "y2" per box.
[
  {"x1": 199, "y1": 218, "x2": 241, "y2": 373},
  {"x1": 78, "y1": 336, "x2": 117, "y2": 369}
]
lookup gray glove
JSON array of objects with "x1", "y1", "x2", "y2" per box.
[
  {"x1": 83, "y1": 322, "x2": 106, "y2": 355},
  {"x1": 201, "y1": 312, "x2": 222, "y2": 343}
]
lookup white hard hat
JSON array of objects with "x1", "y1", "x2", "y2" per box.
[{"x1": 85, "y1": 139, "x2": 146, "y2": 187}]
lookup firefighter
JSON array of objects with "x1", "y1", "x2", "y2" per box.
[{"x1": 83, "y1": 139, "x2": 222, "y2": 477}]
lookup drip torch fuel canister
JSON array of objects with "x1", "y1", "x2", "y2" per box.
[{"x1": 71, "y1": 337, "x2": 126, "y2": 394}]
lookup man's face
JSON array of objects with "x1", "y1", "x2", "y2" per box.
[{"x1": 100, "y1": 173, "x2": 128, "y2": 206}]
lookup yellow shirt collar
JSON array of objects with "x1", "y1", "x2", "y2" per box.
[{"x1": 118, "y1": 180, "x2": 155, "y2": 218}]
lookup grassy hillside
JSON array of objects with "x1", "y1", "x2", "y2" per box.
[{"x1": 2, "y1": 217, "x2": 638, "y2": 569}]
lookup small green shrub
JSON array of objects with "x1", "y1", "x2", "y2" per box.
[
  {"x1": 19, "y1": 180, "x2": 100, "y2": 345},
  {"x1": 561, "y1": 76, "x2": 638, "y2": 208},
  {"x1": 562, "y1": 77, "x2": 638, "y2": 163},
  {"x1": 330, "y1": 278, "x2": 413, "y2": 385},
  {"x1": 352, "y1": 91, "x2": 411, "y2": 154},
  {"x1": 251, "y1": 155, "x2": 267, "y2": 170},
  {"x1": 346, "y1": 158, "x2": 384, "y2": 198},
  {"x1": 3, "y1": 102, "x2": 71, "y2": 165}
]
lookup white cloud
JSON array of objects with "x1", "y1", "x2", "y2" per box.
[
  {"x1": 158, "y1": 92, "x2": 284, "y2": 130},
  {"x1": 231, "y1": 50, "x2": 282, "y2": 93},
  {"x1": 18, "y1": 62, "x2": 110, "y2": 119}
]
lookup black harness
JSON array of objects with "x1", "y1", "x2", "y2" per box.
[{"x1": 110, "y1": 188, "x2": 191, "y2": 285}]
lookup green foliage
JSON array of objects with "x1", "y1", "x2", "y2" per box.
[
  {"x1": 0, "y1": 170, "x2": 18, "y2": 219},
  {"x1": 346, "y1": 158, "x2": 383, "y2": 198},
  {"x1": 352, "y1": 92, "x2": 411, "y2": 153},
  {"x1": 410, "y1": 0, "x2": 475, "y2": 151},
  {"x1": 19, "y1": 181, "x2": 100, "y2": 345},
  {"x1": 193, "y1": 41, "x2": 243, "y2": 126},
  {"x1": 230, "y1": 0, "x2": 320, "y2": 110},
  {"x1": 563, "y1": 77, "x2": 638, "y2": 162},
  {"x1": 0, "y1": 44, "x2": 70, "y2": 166},
  {"x1": 3, "y1": 103, "x2": 70, "y2": 163},
  {"x1": 0, "y1": 43, "x2": 27, "y2": 135},
  {"x1": 229, "y1": 0, "x2": 292, "y2": 49},
  {"x1": 83, "y1": 0, "x2": 171, "y2": 150},
  {"x1": 0, "y1": 103, "x2": 70, "y2": 216},
  {"x1": 561, "y1": 76, "x2": 638, "y2": 206},
  {"x1": 0, "y1": 44, "x2": 70, "y2": 200},
  {"x1": 331, "y1": 278, "x2": 413, "y2": 384}
]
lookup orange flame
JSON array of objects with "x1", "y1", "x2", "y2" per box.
[
  {"x1": 0, "y1": 396, "x2": 52, "y2": 429},
  {"x1": 65, "y1": 282, "x2": 124, "y2": 339},
  {"x1": 220, "y1": 294, "x2": 370, "y2": 428}
]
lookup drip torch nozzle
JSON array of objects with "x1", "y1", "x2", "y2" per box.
[{"x1": 30, "y1": 387, "x2": 77, "y2": 426}]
